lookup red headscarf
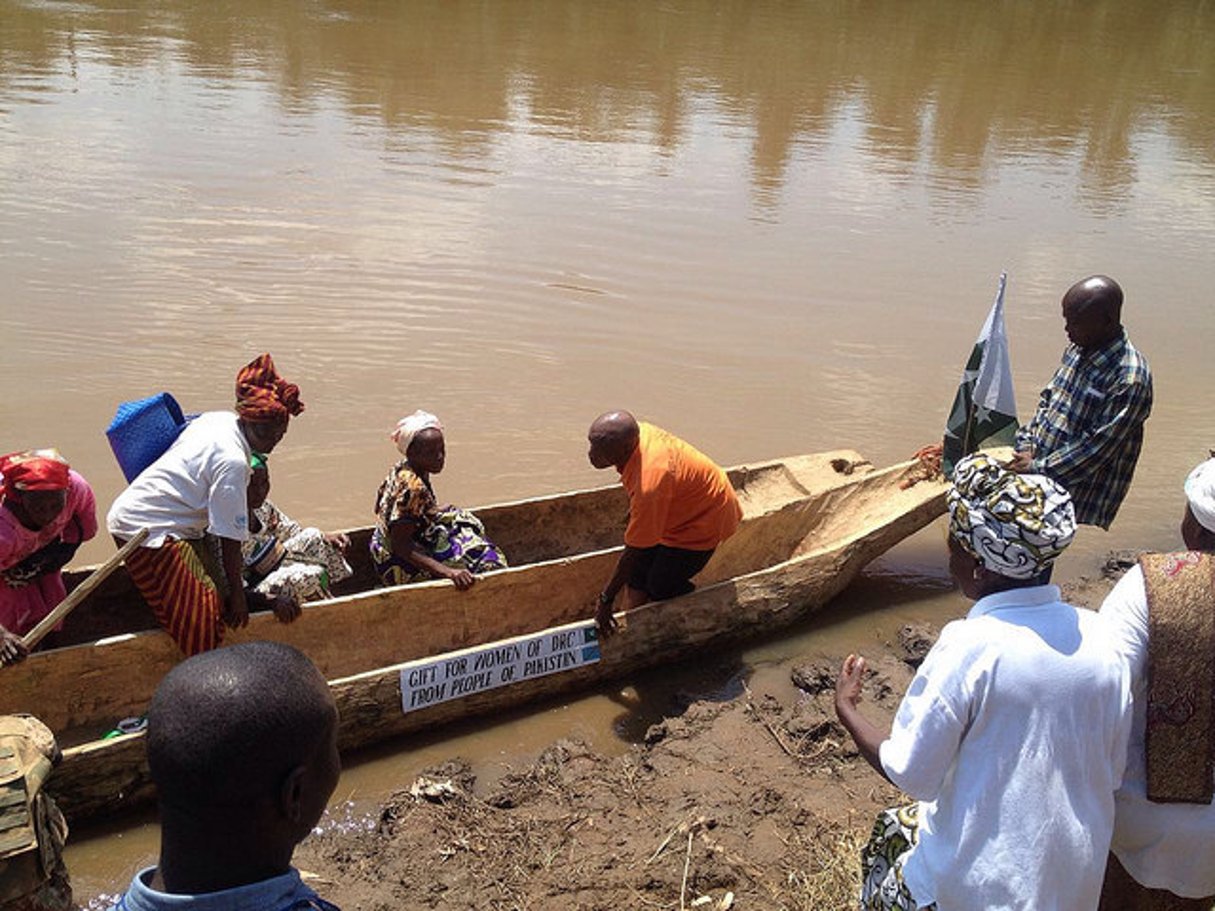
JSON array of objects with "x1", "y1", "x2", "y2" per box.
[
  {"x1": 0, "y1": 449, "x2": 71, "y2": 499},
  {"x1": 234, "y1": 353, "x2": 306, "y2": 424}
]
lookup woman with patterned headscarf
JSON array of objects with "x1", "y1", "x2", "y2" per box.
[
  {"x1": 834, "y1": 453, "x2": 1133, "y2": 911},
  {"x1": 0, "y1": 449, "x2": 97, "y2": 665},
  {"x1": 107, "y1": 354, "x2": 305, "y2": 656},
  {"x1": 370, "y1": 410, "x2": 506, "y2": 590}
]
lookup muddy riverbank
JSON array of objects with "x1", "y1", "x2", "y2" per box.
[{"x1": 287, "y1": 568, "x2": 1120, "y2": 911}]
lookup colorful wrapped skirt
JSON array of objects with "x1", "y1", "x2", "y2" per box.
[
  {"x1": 860, "y1": 804, "x2": 936, "y2": 911},
  {"x1": 370, "y1": 507, "x2": 507, "y2": 587},
  {"x1": 124, "y1": 537, "x2": 227, "y2": 657}
]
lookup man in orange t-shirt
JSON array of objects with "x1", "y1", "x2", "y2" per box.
[{"x1": 586, "y1": 411, "x2": 742, "y2": 636}]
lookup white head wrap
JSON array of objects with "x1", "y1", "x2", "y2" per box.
[
  {"x1": 947, "y1": 453, "x2": 1077, "y2": 580},
  {"x1": 1184, "y1": 457, "x2": 1215, "y2": 533},
  {"x1": 391, "y1": 410, "x2": 443, "y2": 457}
]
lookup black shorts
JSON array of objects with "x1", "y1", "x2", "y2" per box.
[{"x1": 628, "y1": 545, "x2": 715, "y2": 601}]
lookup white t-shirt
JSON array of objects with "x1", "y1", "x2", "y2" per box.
[
  {"x1": 879, "y1": 585, "x2": 1132, "y2": 911},
  {"x1": 107, "y1": 411, "x2": 251, "y2": 548},
  {"x1": 1099, "y1": 564, "x2": 1215, "y2": 898}
]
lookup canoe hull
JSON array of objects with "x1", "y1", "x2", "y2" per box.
[{"x1": 40, "y1": 454, "x2": 946, "y2": 823}]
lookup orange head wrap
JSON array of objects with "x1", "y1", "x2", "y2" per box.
[
  {"x1": 234, "y1": 353, "x2": 305, "y2": 424},
  {"x1": 0, "y1": 449, "x2": 71, "y2": 500}
]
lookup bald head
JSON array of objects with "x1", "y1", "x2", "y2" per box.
[
  {"x1": 147, "y1": 642, "x2": 339, "y2": 814},
  {"x1": 1063, "y1": 275, "x2": 1122, "y2": 316},
  {"x1": 1062, "y1": 275, "x2": 1124, "y2": 350},
  {"x1": 587, "y1": 410, "x2": 641, "y2": 470}
]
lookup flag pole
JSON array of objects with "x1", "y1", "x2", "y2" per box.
[
  {"x1": 18, "y1": 528, "x2": 149, "y2": 652},
  {"x1": 960, "y1": 400, "x2": 977, "y2": 458}
]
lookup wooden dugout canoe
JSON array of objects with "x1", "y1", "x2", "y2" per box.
[{"x1": 2, "y1": 451, "x2": 946, "y2": 823}]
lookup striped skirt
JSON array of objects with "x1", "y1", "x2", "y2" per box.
[{"x1": 125, "y1": 538, "x2": 227, "y2": 657}]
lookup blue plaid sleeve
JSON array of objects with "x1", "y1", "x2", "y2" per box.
[
  {"x1": 1032, "y1": 373, "x2": 1152, "y2": 485},
  {"x1": 1015, "y1": 383, "x2": 1054, "y2": 453}
]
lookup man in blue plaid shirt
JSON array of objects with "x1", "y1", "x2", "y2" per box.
[{"x1": 1009, "y1": 276, "x2": 1152, "y2": 530}]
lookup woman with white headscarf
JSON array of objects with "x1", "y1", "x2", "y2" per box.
[
  {"x1": 834, "y1": 453, "x2": 1133, "y2": 911},
  {"x1": 1098, "y1": 456, "x2": 1215, "y2": 910},
  {"x1": 369, "y1": 411, "x2": 506, "y2": 590}
]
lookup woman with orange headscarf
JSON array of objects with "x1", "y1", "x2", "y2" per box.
[
  {"x1": 107, "y1": 354, "x2": 305, "y2": 656},
  {"x1": 0, "y1": 449, "x2": 97, "y2": 665}
]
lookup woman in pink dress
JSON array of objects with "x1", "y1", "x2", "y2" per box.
[{"x1": 0, "y1": 449, "x2": 97, "y2": 665}]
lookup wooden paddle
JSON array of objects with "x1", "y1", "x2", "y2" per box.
[{"x1": 19, "y1": 528, "x2": 150, "y2": 651}]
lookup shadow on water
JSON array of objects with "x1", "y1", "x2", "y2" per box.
[{"x1": 603, "y1": 654, "x2": 750, "y2": 744}]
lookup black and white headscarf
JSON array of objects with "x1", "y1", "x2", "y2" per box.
[{"x1": 948, "y1": 453, "x2": 1076, "y2": 580}]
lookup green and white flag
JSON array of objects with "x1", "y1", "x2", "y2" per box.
[{"x1": 942, "y1": 272, "x2": 1018, "y2": 477}]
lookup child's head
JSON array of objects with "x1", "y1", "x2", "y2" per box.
[{"x1": 248, "y1": 454, "x2": 270, "y2": 509}]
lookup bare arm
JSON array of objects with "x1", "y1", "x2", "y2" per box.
[
  {"x1": 219, "y1": 536, "x2": 249, "y2": 628},
  {"x1": 389, "y1": 521, "x2": 474, "y2": 590},
  {"x1": 834, "y1": 654, "x2": 892, "y2": 783},
  {"x1": 601, "y1": 545, "x2": 645, "y2": 605},
  {"x1": 594, "y1": 545, "x2": 646, "y2": 637}
]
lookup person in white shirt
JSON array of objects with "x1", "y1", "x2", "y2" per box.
[
  {"x1": 835, "y1": 452, "x2": 1133, "y2": 911},
  {"x1": 1097, "y1": 456, "x2": 1215, "y2": 910},
  {"x1": 107, "y1": 354, "x2": 305, "y2": 656}
]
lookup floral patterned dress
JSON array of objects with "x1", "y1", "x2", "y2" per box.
[
  {"x1": 860, "y1": 804, "x2": 937, "y2": 910},
  {"x1": 369, "y1": 460, "x2": 506, "y2": 587},
  {"x1": 242, "y1": 501, "x2": 352, "y2": 606}
]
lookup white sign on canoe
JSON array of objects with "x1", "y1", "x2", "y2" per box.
[{"x1": 399, "y1": 620, "x2": 601, "y2": 713}]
